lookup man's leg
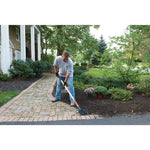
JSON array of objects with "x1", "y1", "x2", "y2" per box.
[
  {"x1": 55, "y1": 77, "x2": 65, "y2": 100},
  {"x1": 67, "y1": 77, "x2": 75, "y2": 105}
]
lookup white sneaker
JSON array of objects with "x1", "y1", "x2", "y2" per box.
[{"x1": 70, "y1": 101, "x2": 75, "y2": 107}]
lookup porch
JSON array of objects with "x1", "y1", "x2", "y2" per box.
[{"x1": 0, "y1": 25, "x2": 41, "y2": 74}]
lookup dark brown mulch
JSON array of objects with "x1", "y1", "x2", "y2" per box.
[
  {"x1": 0, "y1": 77, "x2": 41, "y2": 92},
  {"x1": 52, "y1": 86, "x2": 150, "y2": 117}
]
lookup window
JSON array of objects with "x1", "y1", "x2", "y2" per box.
[{"x1": 16, "y1": 27, "x2": 20, "y2": 41}]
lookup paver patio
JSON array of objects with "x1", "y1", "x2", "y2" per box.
[{"x1": 0, "y1": 73, "x2": 103, "y2": 122}]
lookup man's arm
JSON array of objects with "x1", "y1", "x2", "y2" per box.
[
  {"x1": 54, "y1": 66, "x2": 59, "y2": 77},
  {"x1": 54, "y1": 66, "x2": 58, "y2": 73},
  {"x1": 64, "y1": 73, "x2": 70, "y2": 82}
]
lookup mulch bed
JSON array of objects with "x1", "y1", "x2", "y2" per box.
[
  {"x1": 0, "y1": 77, "x2": 41, "y2": 92},
  {"x1": 52, "y1": 85, "x2": 150, "y2": 117}
]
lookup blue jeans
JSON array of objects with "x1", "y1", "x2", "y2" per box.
[{"x1": 55, "y1": 76, "x2": 75, "y2": 102}]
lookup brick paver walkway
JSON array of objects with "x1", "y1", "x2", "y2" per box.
[{"x1": 0, "y1": 73, "x2": 103, "y2": 122}]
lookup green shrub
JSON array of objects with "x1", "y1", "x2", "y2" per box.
[
  {"x1": 78, "y1": 66, "x2": 87, "y2": 70},
  {"x1": 74, "y1": 73, "x2": 90, "y2": 84},
  {"x1": 41, "y1": 53, "x2": 55, "y2": 65},
  {"x1": 31, "y1": 61, "x2": 46, "y2": 77},
  {"x1": 89, "y1": 77, "x2": 126, "y2": 89},
  {"x1": 75, "y1": 63, "x2": 79, "y2": 66},
  {"x1": 0, "y1": 73, "x2": 11, "y2": 81},
  {"x1": 9, "y1": 59, "x2": 50, "y2": 79},
  {"x1": 94, "y1": 86, "x2": 108, "y2": 95},
  {"x1": 81, "y1": 63, "x2": 87, "y2": 66},
  {"x1": 43, "y1": 61, "x2": 52, "y2": 71},
  {"x1": 26, "y1": 59, "x2": 52, "y2": 73},
  {"x1": 108, "y1": 87, "x2": 133, "y2": 101},
  {"x1": 134, "y1": 76, "x2": 150, "y2": 95},
  {"x1": 87, "y1": 63, "x2": 95, "y2": 68},
  {"x1": 73, "y1": 67, "x2": 83, "y2": 76},
  {"x1": 9, "y1": 60, "x2": 35, "y2": 79}
]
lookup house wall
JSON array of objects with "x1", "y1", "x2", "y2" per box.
[{"x1": 9, "y1": 26, "x2": 21, "y2": 60}]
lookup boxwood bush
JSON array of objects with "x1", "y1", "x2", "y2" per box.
[
  {"x1": 9, "y1": 59, "x2": 52, "y2": 79},
  {"x1": 108, "y1": 87, "x2": 133, "y2": 101},
  {"x1": 9, "y1": 60, "x2": 35, "y2": 79},
  {"x1": 94, "y1": 86, "x2": 108, "y2": 95}
]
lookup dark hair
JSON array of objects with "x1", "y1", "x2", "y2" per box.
[{"x1": 62, "y1": 51, "x2": 69, "y2": 57}]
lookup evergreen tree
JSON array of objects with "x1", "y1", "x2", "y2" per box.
[{"x1": 92, "y1": 35, "x2": 107, "y2": 65}]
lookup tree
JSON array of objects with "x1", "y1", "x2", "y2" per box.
[
  {"x1": 39, "y1": 25, "x2": 54, "y2": 54},
  {"x1": 129, "y1": 25, "x2": 150, "y2": 64},
  {"x1": 81, "y1": 34, "x2": 99, "y2": 63},
  {"x1": 39, "y1": 25, "x2": 100, "y2": 56},
  {"x1": 92, "y1": 35, "x2": 107, "y2": 65},
  {"x1": 108, "y1": 25, "x2": 147, "y2": 84}
]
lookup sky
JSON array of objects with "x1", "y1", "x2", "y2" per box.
[{"x1": 90, "y1": 24, "x2": 129, "y2": 43}]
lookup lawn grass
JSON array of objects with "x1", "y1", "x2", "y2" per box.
[
  {"x1": 85, "y1": 68, "x2": 119, "y2": 78},
  {"x1": 85, "y1": 67, "x2": 150, "y2": 80},
  {"x1": 0, "y1": 91, "x2": 20, "y2": 106}
]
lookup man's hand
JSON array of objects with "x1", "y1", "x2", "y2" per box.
[
  {"x1": 64, "y1": 81, "x2": 67, "y2": 86},
  {"x1": 56, "y1": 72, "x2": 59, "y2": 78}
]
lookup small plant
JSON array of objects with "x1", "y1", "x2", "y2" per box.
[
  {"x1": 94, "y1": 86, "x2": 108, "y2": 95},
  {"x1": 0, "y1": 73, "x2": 11, "y2": 81},
  {"x1": 134, "y1": 76, "x2": 150, "y2": 96},
  {"x1": 108, "y1": 87, "x2": 133, "y2": 101},
  {"x1": 84, "y1": 87, "x2": 95, "y2": 97}
]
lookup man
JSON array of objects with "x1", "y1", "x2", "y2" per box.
[{"x1": 52, "y1": 51, "x2": 75, "y2": 106}]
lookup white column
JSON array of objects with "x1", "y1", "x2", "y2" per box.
[
  {"x1": 20, "y1": 25, "x2": 26, "y2": 61},
  {"x1": 37, "y1": 32, "x2": 41, "y2": 60},
  {"x1": 30, "y1": 25, "x2": 35, "y2": 61},
  {"x1": 1, "y1": 25, "x2": 10, "y2": 74}
]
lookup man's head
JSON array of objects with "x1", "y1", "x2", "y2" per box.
[{"x1": 62, "y1": 51, "x2": 69, "y2": 62}]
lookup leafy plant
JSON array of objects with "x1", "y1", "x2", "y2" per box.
[
  {"x1": 94, "y1": 86, "x2": 108, "y2": 95},
  {"x1": 134, "y1": 76, "x2": 150, "y2": 95},
  {"x1": 0, "y1": 73, "x2": 11, "y2": 81},
  {"x1": 108, "y1": 87, "x2": 133, "y2": 101}
]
